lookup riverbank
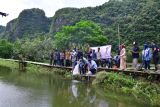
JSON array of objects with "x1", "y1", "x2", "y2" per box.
[
  {"x1": 0, "y1": 60, "x2": 72, "y2": 79},
  {"x1": 93, "y1": 71, "x2": 160, "y2": 106},
  {"x1": 0, "y1": 59, "x2": 160, "y2": 106}
]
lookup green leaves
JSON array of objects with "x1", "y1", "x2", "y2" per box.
[
  {"x1": 54, "y1": 20, "x2": 108, "y2": 50},
  {"x1": 0, "y1": 40, "x2": 13, "y2": 58},
  {"x1": 7, "y1": 35, "x2": 53, "y2": 61}
]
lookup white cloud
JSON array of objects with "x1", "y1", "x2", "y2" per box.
[{"x1": 0, "y1": 0, "x2": 108, "y2": 26}]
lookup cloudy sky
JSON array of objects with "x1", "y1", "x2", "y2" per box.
[{"x1": 0, "y1": 0, "x2": 108, "y2": 26}]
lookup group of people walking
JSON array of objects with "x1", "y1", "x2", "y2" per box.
[
  {"x1": 136, "y1": 41, "x2": 159, "y2": 71},
  {"x1": 50, "y1": 41, "x2": 160, "y2": 75},
  {"x1": 122, "y1": 41, "x2": 160, "y2": 71}
]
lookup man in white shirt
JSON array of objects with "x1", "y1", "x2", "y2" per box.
[
  {"x1": 71, "y1": 50, "x2": 77, "y2": 70},
  {"x1": 96, "y1": 47, "x2": 101, "y2": 67},
  {"x1": 86, "y1": 58, "x2": 97, "y2": 75},
  {"x1": 106, "y1": 47, "x2": 112, "y2": 68}
]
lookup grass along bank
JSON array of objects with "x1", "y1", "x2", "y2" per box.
[
  {"x1": 93, "y1": 71, "x2": 160, "y2": 106},
  {"x1": 0, "y1": 59, "x2": 72, "y2": 79}
]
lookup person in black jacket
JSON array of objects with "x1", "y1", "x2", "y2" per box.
[
  {"x1": 151, "y1": 41, "x2": 159, "y2": 71},
  {"x1": 131, "y1": 41, "x2": 140, "y2": 70},
  {"x1": 77, "y1": 49, "x2": 83, "y2": 61},
  {"x1": 50, "y1": 49, "x2": 54, "y2": 65}
]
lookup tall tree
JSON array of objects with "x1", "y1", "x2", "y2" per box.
[{"x1": 53, "y1": 20, "x2": 108, "y2": 50}]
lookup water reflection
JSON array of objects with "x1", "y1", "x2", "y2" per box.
[
  {"x1": 52, "y1": 78, "x2": 109, "y2": 107},
  {"x1": 0, "y1": 67, "x2": 152, "y2": 107},
  {"x1": 71, "y1": 81, "x2": 78, "y2": 98}
]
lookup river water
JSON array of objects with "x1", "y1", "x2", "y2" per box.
[{"x1": 0, "y1": 66, "x2": 152, "y2": 107}]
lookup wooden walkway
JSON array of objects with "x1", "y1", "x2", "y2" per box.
[
  {"x1": 28, "y1": 60, "x2": 160, "y2": 77},
  {"x1": 1, "y1": 58, "x2": 160, "y2": 81}
]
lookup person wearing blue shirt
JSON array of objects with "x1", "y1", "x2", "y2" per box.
[
  {"x1": 142, "y1": 43, "x2": 152, "y2": 71},
  {"x1": 92, "y1": 49, "x2": 97, "y2": 61}
]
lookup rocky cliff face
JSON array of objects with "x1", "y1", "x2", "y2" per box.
[
  {"x1": 0, "y1": 25, "x2": 5, "y2": 33},
  {"x1": 50, "y1": 0, "x2": 160, "y2": 44},
  {"x1": 2, "y1": 0, "x2": 160, "y2": 44},
  {"x1": 5, "y1": 8, "x2": 51, "y2": 41},
  {"x1": 0, "y1": 25, "x2": 5, "y2": 38},
  {"x1": 49, "y1": 8, "x2": 82, "y2": 34}
]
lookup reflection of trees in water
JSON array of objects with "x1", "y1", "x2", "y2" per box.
[
  {"x1": 95, "y1": 87, "x2": 150, "y2": 107},
  {"x1": 69, "y1": 81, "x2": 109, "y2": 107},
  {"x1": 48, "y1": 76, "x2": 109, "y2": 107}
]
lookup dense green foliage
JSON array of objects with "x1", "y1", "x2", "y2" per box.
[
  {"x1": 1, "y1": 1, "x2": 160, "y2": 105},
  {"x1": 1, "y1": 0, "x2": 159, "y2": 48},
  {"x1": 50, "y1": 0, "x2": 160, "y2": 50},
  {"x1": 13, "y1": 36, "x2": 54, "y2": 61},
  {"x1": 93, "y1": 71, "x2": 160, "y2": 106},
  {"x1": 54, "y1": 20, "x2": 108, "y2": 50},
  {"x1": 0, "y1": 35, "x2": 54, "y2": 61},
  {"x1": 0, "y1": 40, "x2": 13, "y2": 58},
  {"x1": 0, "y1": 0, "x2": 160, "y2": 59},
  {"x1": 0, "y1": 20, "x2": 107, "y2": 60}
]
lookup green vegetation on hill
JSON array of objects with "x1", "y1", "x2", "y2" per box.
[
  {"x1": 53, "y1": 20, "x2": 108, "y2": 50},
  {"x1": 0, "y1": 0, "x2": 160, "y2": 59},
  {"x1": 0, "y1": 40, "x2": 13, "y2": 58},
  {"x1": 0, "y1": 21, "x2": 107, "y2": 61},
  {"x1": 50, "y1": 0, "x2": 160, "y2": 49},
  {"x1": 1, "y1": 0, "x2": 159, "y2": 46}
]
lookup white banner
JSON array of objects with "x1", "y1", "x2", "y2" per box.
[{"x1": 90, "y1": 45, "x2": 112, "y2": 59}]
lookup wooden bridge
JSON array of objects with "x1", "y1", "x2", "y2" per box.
[{"x1": 1, "y1": 58, "x2": 160, "y2": 81}]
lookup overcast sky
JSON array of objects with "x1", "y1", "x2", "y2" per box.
[{"x1": 0, "y1": 0, "x2": 108, "y2": 26}]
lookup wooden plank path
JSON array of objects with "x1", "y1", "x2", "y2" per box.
[{"x1": 1, "y1": 58, "x2": 160, "y2": 81}]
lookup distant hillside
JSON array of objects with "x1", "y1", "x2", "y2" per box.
[
  {"x1": 2, "y1": 0, "x2": 160, "y2": 45},
  {"x1": 50, "y1": 0, "x2": 160, "y2": 46},
  {"x1": 4, "y1": 8, "x2": 51, "y2": 41}
]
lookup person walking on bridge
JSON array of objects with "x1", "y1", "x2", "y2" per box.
[
  {"x1": 142, "y1": 43, "x2": 152, "y2": 71},
  {"x1": 151, "y1": 41, "x2": 159, "y2": 71}
]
